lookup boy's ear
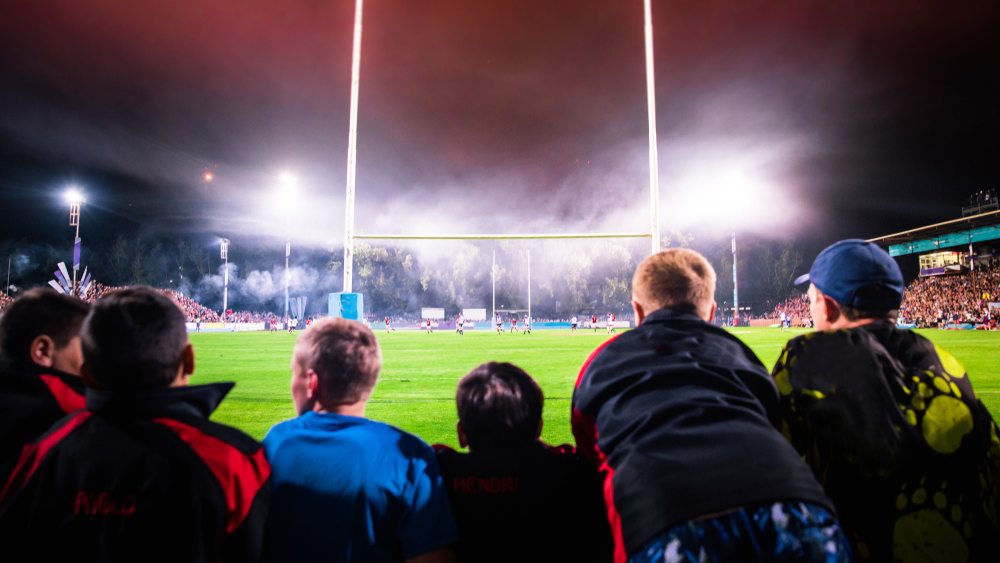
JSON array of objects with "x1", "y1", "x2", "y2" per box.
[
  {"x1": 29, "y1": 335, "x2": 56, "y2": 367},
  {"x1": 457, "y1": 421, "x2": 469, "y2": 449}
]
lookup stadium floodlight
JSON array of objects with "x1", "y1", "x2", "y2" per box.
[
  {"x1": 64, "y1": 186, "x2": 85, "y2": 296},
  {"x1": 65, "y1": 187, "x2": 85, "y2": 205},
  {"x1": 273, "y1": 173, "x2": 299, "y2": 323},
  {"x1": 220, "y1": 238, "x2": 230, "y2": 321}
]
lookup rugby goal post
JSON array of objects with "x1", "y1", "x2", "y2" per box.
[{"x1": 339, "y1": 0, "x2": 664, "y2": 294}]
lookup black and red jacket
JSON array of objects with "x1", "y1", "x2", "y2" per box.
[
  {"x1": 0, "y1": 381, "x2": 270, "y2": 562},
  {"x1": 0, "y1": 357, "x2": 86, "y2": 481},
  {"x1": 434, "y1": 440, "x2": 613, "y2": 563},
  {"x1": 572, "y1": 309, "x2": 833, "y2": 562}
]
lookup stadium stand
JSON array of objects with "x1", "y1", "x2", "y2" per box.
[
  {"x1": 82, "y1": 283, "x2": 221, "y2": 322},
  {"x1": 900, "y1": 260, "x2": 999, "y2": 328}
]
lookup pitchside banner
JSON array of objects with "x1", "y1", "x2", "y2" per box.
[
  {"x1": 421, "y1": 308, "x2": 445, "y2": 320},
  {"x1": 329, "y1": 292, "x2": 364, "y2": 321}
]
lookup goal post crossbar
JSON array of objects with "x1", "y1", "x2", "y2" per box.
[{"x1": 355, "y1": 232, "x2": 652, "y2": 241}]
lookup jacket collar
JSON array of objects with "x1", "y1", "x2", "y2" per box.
[
  {"x1": 85, "y1": 381, "x2": 235, "y2": 420},
  {"x1": 2, "y1": 357, "x2": 81, "y2": 382},
  {"x1": 641, "y1": 307, "x2": 705, "y2": 325}
]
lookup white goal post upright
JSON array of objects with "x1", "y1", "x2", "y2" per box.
[
  {"x1": 341, "y1": 0, "x2": 662, "y2": 292},
  {"x1": 343, "y1": 0, "x2": 364, "y2": 294},
  {"x1": 643, "y1": 0, "x2": 661, "y2": 255}
]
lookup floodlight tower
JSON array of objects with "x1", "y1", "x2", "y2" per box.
[
  {"x1": 220, "y1": 238, "x2": 230, "y2": 320},
  {"x1": 732, "y1": 231, "x2": 739, "y2": 326},
  {"x1": 276, "y1": 172, "x2": 298, "y2": 324},
  {"x1": 65, "y1": 187, "x2": 85, "y2": 296}
]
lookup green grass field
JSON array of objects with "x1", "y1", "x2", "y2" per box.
[{"x1": 190, "y1": 327, "x2": 1000, "y2": 448}]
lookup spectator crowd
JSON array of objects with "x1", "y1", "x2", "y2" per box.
[
  {"x1": 899, "y1": 260, "x2": 1000, "y2": 328},
  {"x1": 0, "y1": 240, "x2": 996, "y2": 562}
]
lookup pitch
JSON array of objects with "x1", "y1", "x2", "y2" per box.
[{"x1": 190, "y1": 328, "x2": 1000, "y2": 447}]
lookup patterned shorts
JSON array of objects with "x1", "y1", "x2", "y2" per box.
[{"x1": 628, "y1": 501, "x2": 852, "y2": 563}]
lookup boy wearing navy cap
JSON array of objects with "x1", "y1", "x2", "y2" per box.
[{"x1": 773, "y1": 239, "x2": 1000, "y2": 562}]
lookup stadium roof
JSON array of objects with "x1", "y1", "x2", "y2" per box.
[{"x1": 868, "y1": 210, "x2": 1000, "y2": 257}]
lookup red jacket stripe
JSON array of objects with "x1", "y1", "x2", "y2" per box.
[
  {"x1": 154, "y1": 418, "x2": 270, "y2": 533},
  {"x1": 0, "y1": 411, "x2": 92, "y2": 503},
  {"x1": 38, "y1": 374, "x2": 86, "y2": 413},
  {"x1": 573, "y1": 334, "x2": 627, "y2": 562}
]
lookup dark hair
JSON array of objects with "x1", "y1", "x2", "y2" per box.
[
  {"x1": 296, "y1": 318, "x2": 382, "y2": 405},
  {"x1": 81, "y1": 287, "x2": 188, "y2": 390},
  {"x1": 456, "y1": 362, "x2": 543, "y2": 449},
  {"x1": 0, "y1": 288, "x2": 90, "y2": 365}
]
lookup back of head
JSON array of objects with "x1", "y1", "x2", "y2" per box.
[
  {"x1": 632, "y1": 248, "x2": 716, "y2": 317},
  {"x1": 456, "y1": 362, "x2": 543, "y2": 450},
  {"x1": 797, "y1": 239, "x2": 904, "y2": 321},
  {"x1": 295, "y1": 318, "x2": 382, "y2": 405},
  {"x1": 82, "y1": 287, "x2": 188, "y2": 390},
  {"x1": 0, "y1": 288, "x2": 90, "y2": 366}
]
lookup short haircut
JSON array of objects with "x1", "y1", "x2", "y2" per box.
[
  {"x1": 0, "y1": 288, "x2": 90, "y2": 365},
  {"x1": 841, "y1": 306, "x2": 899, "y2": 323},
  {"x1": 632, "y1": 248, "x2": 716, "y2": 315},
  {"x1": 456, "y1": 362, "x2": 543, "y2": 449},
  {"x1": 833, "y1": 284, "x2": 900, "y2": 322},
  {"x1": 295, "y1": 318, "x2": 382, "y2": 405},
  {"x1": 81, "y1": 287, "x2": 188, "y2": 390}
]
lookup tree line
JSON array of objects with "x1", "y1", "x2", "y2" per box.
[{"x1": 1, "y1": 232, "x2": 803, "y2": 318}]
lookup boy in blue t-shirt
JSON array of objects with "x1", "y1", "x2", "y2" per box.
[{"x1": 264, "y1": 318, "x2": 456, "y2": 563}]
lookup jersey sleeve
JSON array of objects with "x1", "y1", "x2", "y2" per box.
[{"x1": 397, "y1": 441, "x2": 458, "y2": 559}]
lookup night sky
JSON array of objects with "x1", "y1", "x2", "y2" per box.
[{"x1": 1, "y1": 1, "x2": 998, "y2": 257}]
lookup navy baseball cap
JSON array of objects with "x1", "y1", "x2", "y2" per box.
[{"x1": 795, "y1": 239, "x2": 904, "y2": 310}]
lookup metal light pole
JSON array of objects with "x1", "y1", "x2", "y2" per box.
[
  {"x1": 66, "y1": 188, "x2": 84, "y2": 296},
  {"x1": 276, "y1": 172, "x2": 297, "y2": 325},
  {"x1": 732, "y1": 231, "x2": 739, "y2": 326},
  {"x1": 284, "y1": 238, "x2": 291, "y2": 323},
  {"x1": 491, "y1": 248, "x2": 496, "y2": 325},
  {"x1": 220, "y1": 239, "x2": 230, "y2": 320}
]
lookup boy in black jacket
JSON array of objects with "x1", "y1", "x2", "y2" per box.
[{"x1": 435, "y1": 362, "x2": 613, "y2": 563}]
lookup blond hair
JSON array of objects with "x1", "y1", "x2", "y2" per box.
[
  {"x1": 295, "y1": 318, "x2": 382, "y2": 404},
  {"x1": 632, "y1": 248, "x2": 717, "y2": 316}
]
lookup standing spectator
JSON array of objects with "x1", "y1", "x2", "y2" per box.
[
  {"x1": 0, "y1": 287, "x2": 270, "y2": 561},
  {"x1": 264, "y1": 318, "x2": 456, "y2": 562},
  {"x1": 434, "y1": 362, "x2": 612, "y2": 563},
  {"x1": 573, "y1": 249, "x2": 847, "y2": 562},
  {"x1": 772, "y1": 239, "x2": 1000, "y2": 561},
  {"x1": 0, "y1": 289, "x2": 89, "y2": 481}
]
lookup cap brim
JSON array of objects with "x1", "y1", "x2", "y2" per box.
[{"x1": 794, "y1": 273, "x2": 811, "y2": 286}]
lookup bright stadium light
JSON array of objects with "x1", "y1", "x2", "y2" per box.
[
  {"x1": 65, "y1": 187, "x2": 85, "y2": 205},
  {"x1": 64, "y1": 186, "x2": 85, "y2": 296}
]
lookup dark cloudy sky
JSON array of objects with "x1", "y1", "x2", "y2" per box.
[{"x1": 1, "y1": 0, "x2": 998, "y2": 254}]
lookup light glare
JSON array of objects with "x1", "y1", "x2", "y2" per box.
[{"x1": 65, "y1": 187, "x2": 85, "y2": 205}]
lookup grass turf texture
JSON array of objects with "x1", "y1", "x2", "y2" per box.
[{"x1": 191, "y1": 327, "x2": 1000, "y2": 448}]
